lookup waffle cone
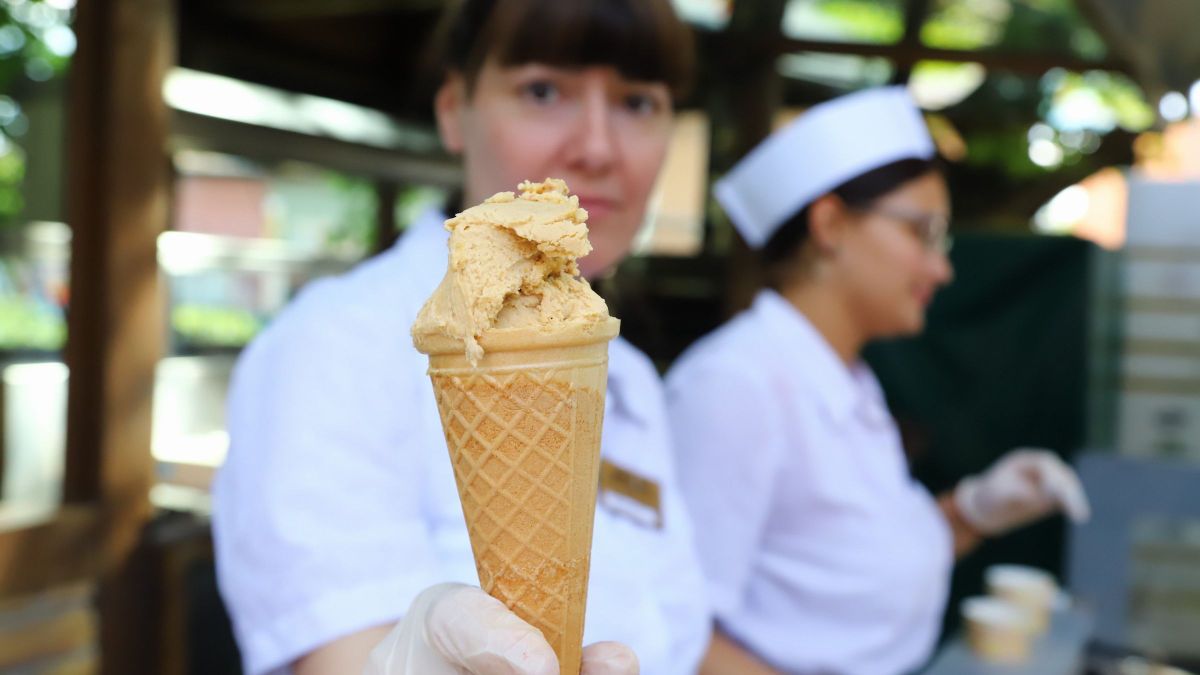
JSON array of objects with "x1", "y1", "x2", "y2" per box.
[{"x1": 422, "y1": 320, "x2": 618, "y2": 675}]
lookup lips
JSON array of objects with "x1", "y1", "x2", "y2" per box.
[
  {"x1": 914, "y1": 286, "x2": 935, "y2": 307},
  {"x1": 577, "y1": 196, "x2": 617, "y2": 221}
]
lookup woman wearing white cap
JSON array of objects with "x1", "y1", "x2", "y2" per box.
[{"x1": 666, "y1": 87, "x2": 1091, "y2": 675}]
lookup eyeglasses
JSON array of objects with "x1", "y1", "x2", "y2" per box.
[{"x1": 853, "y1": 207, "x2": 953, "y2": 254}]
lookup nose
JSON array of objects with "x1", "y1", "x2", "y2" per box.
[{"x1": 567, "y1": 80, "x2": 617, "y2": 174}]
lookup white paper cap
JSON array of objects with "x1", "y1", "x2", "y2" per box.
[{"x1": 715, "y1": 86, "x2": 935, "y2": 248}]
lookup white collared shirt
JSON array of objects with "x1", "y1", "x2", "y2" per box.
[
  {"x1": 213, "y1": 209, "x2": 710, "y2": 675},
  {"x1": 666, "y1": 289, "x2": 952, "y2": 675}
]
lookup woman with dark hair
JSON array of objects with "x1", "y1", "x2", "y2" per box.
[
  {"x1": 666, "y1": 87, "x2": 1091, "y2": 674},
  {"x1": 213, "y1": 1, "x2": 709, "y2": 674}
]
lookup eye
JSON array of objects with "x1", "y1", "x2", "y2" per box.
[
  {"x1": 520, "y1": 79, "x2": 559, "y2": 104},
  {"x1": 623, "y1": 92, "x2": 662, "y2": 115}
]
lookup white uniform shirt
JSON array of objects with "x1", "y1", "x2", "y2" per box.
[
  {"x1": 666, "y1": 289, "x2": 952, "y2": 675},
  {"x1": 213, "y1": 210, "x2": 710, "y2": 675}
]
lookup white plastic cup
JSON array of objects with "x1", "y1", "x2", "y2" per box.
[
  {"x1": 962, "y1": 596, "x2": 1034, "y2": 664},
  {"x1": 985, "y1": 564, "x2": 1058, "y2": 635}
]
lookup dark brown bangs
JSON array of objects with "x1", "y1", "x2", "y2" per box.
[{"x1": 441, "y1": 0, "x2": 694, "y2": 98}]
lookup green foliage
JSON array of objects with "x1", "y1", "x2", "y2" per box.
[
  {"x1": 0, "y1": 293, "x2": 64, "y2": 350},
  {"x1": 963, "y1": 128, "x2": 1061, "y2": 179},
  {"x1": 0, "y1": 0, "x2": 74, "y2": 227},
  {"x1": 171, "y1": 304, "x2": 263, "y2": 349},
  {"x1": 321, "y1": 172, "x2": 377, "y2": 251},
  {"x1": 822, "y1": 0, "x2": 905, "y2": 42},
  {"x1": 394, "y1": 185, "x2": 448, "y2": 230},
  {"x1": 819, "y1": 0, "x2": 904, "y2": 41},
  {"x1": 1043, "y1": 69, "x2": 1154, "y2": 132},
  {"x1": 922, "y1": 0, "x2": 1009, "y2": 50},
  {"x1": 0, "y1": 143, "x2": 24, "y2": 214},
  {"x1": 793, "y1": 0, "x2": 905, "y2": 43},
  {"x1": 791, "y1": 0, "x2": 1106, "y2": 56},
  {"x1": 921, "y1": 0, "x2": 1106, "y2": 59},
  {"x1": 1003, "y1": 0, "x2": 1104, "y2": 58}
]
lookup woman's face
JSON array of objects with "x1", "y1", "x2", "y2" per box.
[
  {"x1": 436, "y1": 59, "x2": 674, "y2": 277},
  {"x1": 833, "y1": 172, "x2": 954, "y2": 338}
]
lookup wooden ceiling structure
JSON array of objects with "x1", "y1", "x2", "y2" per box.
[
  {"x1": 175, "y1": 0, "x2": 1174, "y2": 124},
  {"x1": 177, "y1": 0, "x2": 450, "y2": 122},
  {"x1": 173, "y1": 0, "x2": 1200, "y2": 219}
]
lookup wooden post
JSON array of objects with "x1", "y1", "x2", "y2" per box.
[
  {"x1": 374, "y1": 181, "x2": 400, "y2": 255},
  {"x1": 724, "y1": 0, "x2": 788, "y2": 160},
  {"x1": 62, "y1": 0, "x2": 174, "y2": 673},
  {"x1": 717, "y1": 0, "x2": 788, "y2": 316},
  {"x1": 64, "y1": 0, "x2": 172, "y2": 553},
  {"x1": 892, "y1": 0, "x2": 932, "y2": 84}
]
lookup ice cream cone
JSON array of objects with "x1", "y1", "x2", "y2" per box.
[
  {"x1": 411, "y1": 179, "x2": 619, "y2": 674},
  {"x1": 421, "y1": 319, "x2": 619, "y2": 675}
]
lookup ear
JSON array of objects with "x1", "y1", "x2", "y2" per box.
[
  {"x1": 807, "y1": 193, "x2": 851, "y2": 256},
  {"x1": 434, "y1": 73, "x2": 467, "y2": 154}
]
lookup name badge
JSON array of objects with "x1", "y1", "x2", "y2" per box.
[{"x1": 599, "y1": 459, "x2": 662, "y2": 530}]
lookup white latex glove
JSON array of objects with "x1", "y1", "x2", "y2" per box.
[
  {"x1": 364, "y1": 583, "x2": 638, "y2": 675},
  {"x1": 954, "y1": 448, "x2": 1091, "y2": 536}
]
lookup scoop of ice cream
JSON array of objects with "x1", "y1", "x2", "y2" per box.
[{"x1": 411, "y1": 179, "x2": 612, "y2": 364}]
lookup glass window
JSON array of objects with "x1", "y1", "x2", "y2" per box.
[
  {"x1": 163, "y1": 152, "x2": 374, "y2": 355},
  {"x1": 155, "y1": 151, "x2": 388, "y2": 497},
  {"x1": 153, "y1": 64, "x2": 459, "y2": 506},
  {"x1": 0, "y1": 0, "x2": 74, "y2": 518},
  {"x1": 153, "y1": 140, "x2": 452, "y2": 505}
]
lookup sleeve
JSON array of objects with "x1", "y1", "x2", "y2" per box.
[
  {"x1": 665, "y1": 360, "x2": 783, "y2": 619},
  {"x1": 212, "y1": 286, "x2": 444, "y2": 675}
]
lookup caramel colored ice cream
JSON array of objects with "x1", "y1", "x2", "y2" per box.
[
  {"x1": 410, "y1": 179, "x2": 619, "y2": 675},
  {"x1": 411, "y1": 179, "x2": 611, "y2": 364}
]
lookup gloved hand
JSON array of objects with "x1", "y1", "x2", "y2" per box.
[
  {"x1": 954, "y1": 448, "x2": 1091, "y2": 536},
  {"x1": 364, "y1": 583, "x2": 639, "y2": 675}
]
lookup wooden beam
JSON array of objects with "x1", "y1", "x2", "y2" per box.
[
  {"x1": 171, "y1": 110, "x2": 462, "y2": 188},
  {"x1": 0, "y1": 507, "x2": 102, "y2": 597},
  {"x1": 1072, "y1": 0, "x2": 1158, "y2": 95},
  {"x1": 63, "y1": 0, "x2": 172, "y2": 564},
  {"x1": 210, "y1": 0, "x2": 444, "y2": 21},
  {"x1": 0, "y1": 581, "x2": 96, "y2": 669},
  {"x1": 892, "y1": 0, "x2": 932, "y2": 84},
  {"x1": 178, "y1": 28, "x2": 412, "y2": 117},
  {"x1": 775, "y1": 36, "x2": 1131, "y2": 77}
]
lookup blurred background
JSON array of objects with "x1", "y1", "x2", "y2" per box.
[{"x1": 0, "y1": 0, "x2": 1198, "y2": 672}]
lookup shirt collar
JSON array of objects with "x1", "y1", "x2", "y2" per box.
[{"x1": 752, "y1": 288, "x2": 883, "y2": 426}]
